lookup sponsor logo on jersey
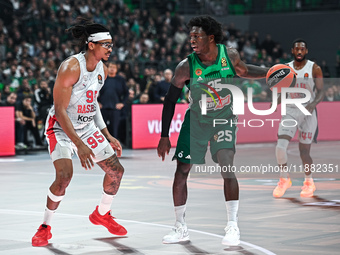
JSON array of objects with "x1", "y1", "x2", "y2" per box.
[
  {"x1": 185, "y1": 155, "x2": 191, "y2": 159},
  {"x1": 202, "y1": 94, "x2": 231, "y2": 111},
  {"x1": 77, "y1": 115, "x2": 94, "y2": 122},
  {"x1": 221, "y1": 57, "x2": 227, "y2": 67},
  {"x1": 77, "y1": 104, "x2": 96, "y2": 113},
  {"x1": 195, "y1": 69, "x2": 202, "y2": 76},
  {"x1": 98, "y1": 74, "x2": 103, "y2": 84},
  {"x1": 197, "y1": 76, "x2": 203, "y2": 81}
]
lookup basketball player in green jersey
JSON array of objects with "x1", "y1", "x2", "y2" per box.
[{"x1": 157, "y1": 16, "x2": 269, "y2": 246}]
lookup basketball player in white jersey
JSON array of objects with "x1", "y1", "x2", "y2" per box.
[
  {"x1": 273, "y1": 39, "x2": 324, "y2": 198},
  {"x1": 32, "y1": 21, "x2": 127, "y2": 247}
]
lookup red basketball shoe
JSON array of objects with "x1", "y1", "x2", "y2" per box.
[
  {"x1": 89, "y1": 206, "x2": 127, "y2": 236},
  {"x1": 32, "y1": 224, "x2": 52, "y2": 247}
]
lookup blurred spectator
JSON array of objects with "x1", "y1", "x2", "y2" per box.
[
  {"x1": 1, "y1": 84, "x2": 11, "y2": 101},
  {"x1": 34, "y1": 79, "x2": 53, "y2": 125},
  {"x1": 16, "y1": 95, "x2": 44, "y2": 148},
  {"x1": 133, "y1": 92, "x2": 150, "y2": 104},
  {"x1": 261, "y1": 34, "x2": 276, "y2": 56},
  {"x1": 323, "y1": 87, "x2": 335, "y2": 101},
  {"x1": 174, "y1": 26, "x2": 188, "y2": 48},
  {"x1": 17, "y1": 78, "x2": 33, "y2": 101},
  {"x1": 242, "y1": 40, "x2": 257, "y2": 62},
  {"x1": 333, "y1": 85, "x2": 340, "y2": 101},
  {"x1": 226, "y1": 35, "x2": 238, "y2": 50},
  {"x1": 272, "y1": 43, "x2": 283, "y2": 60},
  {"x1": 320, "y1": 60, "x2": 331, "y2": 78},
  {"x1": 126, "y1": 77, "x2": 141, "y2": 99},
  {"x1": 98, "y1": 62, "x2": 128, "y2": 141},
  {"x1": 241, "y1": 79, "x2": 263, "y2": 102},
  {"x1": 3, "y1": 64, "x2": 20, "y2": 91},
  {"x1": 27, "y1": 69, "x2": 37, "y2": 87},
  {"x1": 148, "y1": 73, "x2": 162, "y2": 103},
  {"x1": 154, "y1": 69, "x2": 173, "y2": 104},
  {"x1": 280, "y1": 52, "x2": 291, "y2": 64}
]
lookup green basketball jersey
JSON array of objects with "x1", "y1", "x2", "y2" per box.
[{"x1": 187, "y1": 44, "x2": 236, "y2": 123}]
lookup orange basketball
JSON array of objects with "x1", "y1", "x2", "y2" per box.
[{"x1": 266, "y1": 64, "x2": 297, "y2": 93}]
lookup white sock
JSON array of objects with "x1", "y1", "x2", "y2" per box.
[
  {"x1": 305, "y1": 174, "x2": 313, "y2": 181},
  {"x1": 175, "y1": 205, "x2": 186, "y2": 224},
  {"x1": 226, "y1": 200, "x2": 239, "y2": 225},
  {"x1": 98, "y1": 190, "x2": 115, "y2": 215},
  {"x1": 280, "y1": 170, "x2": 289, "y2": 179},
  {"x1": 43, "y1": 207, "x2": 55, "y2": 226}
]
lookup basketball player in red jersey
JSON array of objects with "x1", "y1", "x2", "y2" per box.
[
  {"x1": 273, "y1": 38, "x2": 324, "y2": 198},
  {"x1": 32, "y1": 21, "x2": 127, "y2": 247}
]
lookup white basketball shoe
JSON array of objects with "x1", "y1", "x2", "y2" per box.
[
  {"x1": 222, "y1": 222, "x2": 240, "y2": 246},
  {"x1": 162, "y1": 221, "x2": 190, "y2": 244}
]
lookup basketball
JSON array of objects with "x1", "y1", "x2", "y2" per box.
[{"x1": 266, "y1": 64, "x2": 297, "y2": 93}]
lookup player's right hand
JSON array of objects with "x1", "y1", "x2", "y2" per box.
[
  {"x1": 77, "y1": 143, "x2": 95, "y2": 170},
  {"x1": 157, "y1": 137, "x2": 171, "y2": 161}
]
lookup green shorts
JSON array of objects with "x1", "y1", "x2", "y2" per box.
[{"x1": 173, "y1": 110, "x2": 237, "y2": 164}]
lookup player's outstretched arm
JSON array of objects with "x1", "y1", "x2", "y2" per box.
[{"x1": 228, "y1": 48, "x2": 269, "y2": 79}]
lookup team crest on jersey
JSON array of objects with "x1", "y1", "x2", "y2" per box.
[
  {"x1": 221, "y1": 57, "x2": 227, "y2": 67},
  {"x1": 98, "y1": 74, "x2": 103, "y2": 84},
  {"x1": 195, "y1": 69, "x2": 202, "y2": 76},
  {"x1": 304, "y1": 73, "x2": 309, "y2": 80}
]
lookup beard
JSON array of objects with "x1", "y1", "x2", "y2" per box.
[{"x1": 294, "y1": 55, "x2": 305, "y2": 62}]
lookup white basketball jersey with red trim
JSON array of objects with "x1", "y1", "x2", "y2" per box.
[
  {"x1": 287, "y1": 60, "x2": 315, "y2": 105},
  {"x1": 47, "y1": 52, "x2": 105, "y2": 131}
]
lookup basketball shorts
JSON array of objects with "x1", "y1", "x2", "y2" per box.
[
  {"x1": 46, "y1": 123, "x2": 115, "y2": 163},
  {"x1": 173, "y1": 110, "x2": 237, "y2": 164},
  {"x1": 278, "y1": 106, "x2": 318, "y2": 144}
]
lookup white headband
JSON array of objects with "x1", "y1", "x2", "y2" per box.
[{"x1": 87, "y1": 32, "x2": 112, "y2": 42}]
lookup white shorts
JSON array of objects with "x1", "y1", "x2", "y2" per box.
[
  {"x1": 47, "y1": 124, "x2": 115, "y2": 163},
  {"x1": 278, "y1": 106, "x2": 317, "y2": 144}
]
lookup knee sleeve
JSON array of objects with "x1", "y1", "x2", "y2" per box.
[{"x1": 276, "y1": 139, "x2": 289, "y2": 165}]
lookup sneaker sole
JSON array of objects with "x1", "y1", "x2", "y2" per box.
[
  {"x1": 32, "y1": 240, "x2": 49, "y2": 247},
  {"x1": 222, "y1": 239, "x2": 240, "y2": 246},
  {"x1": 300, "y1": 190, "x2": 316, "y2": 197},
  {"x1": 162, "y1": 235, "x2": 190, "y2": 244}
]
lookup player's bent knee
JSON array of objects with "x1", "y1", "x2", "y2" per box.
[
  {"x1": 221, "y1": 170, "x2": 236, "y2": 179},
  {"x1": 55, "y1": 171, "x2": 72, "y2": 187},
  {"x1": 175, "y1": 163, "x2": 191, "y2": 177},
  {"x1": 276, "y1": 139, "x2": 289, "y2": 165}
]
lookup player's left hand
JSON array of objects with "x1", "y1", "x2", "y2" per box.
[
  {"x1": 108, "y1": 136, "x2": 122, "y2": 157},
  {"x1": 305, "y1": 102, "x2": 316, "y2": 113}
]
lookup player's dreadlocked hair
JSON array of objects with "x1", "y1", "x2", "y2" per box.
[
  {"x1": 187, "y1": 16, "x2": 223, "y2": 44},
  {"x1": 65, "y1": 18, "x2": 110, "y2": 50}
]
